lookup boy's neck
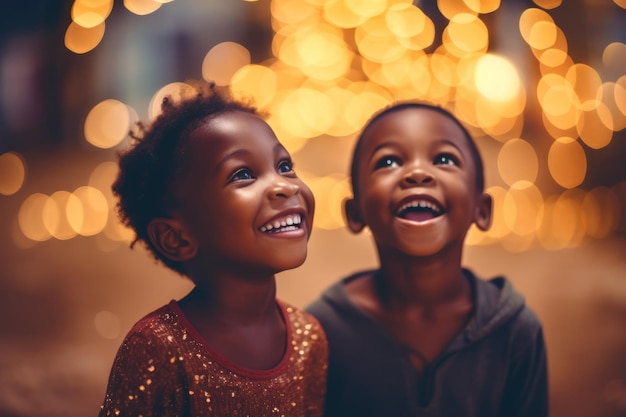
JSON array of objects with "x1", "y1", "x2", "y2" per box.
[{"x1": 375, "y1": 253, "x2": 470, "y2": 308}]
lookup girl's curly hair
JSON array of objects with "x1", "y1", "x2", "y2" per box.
[{"x1": 112, "y1": 81, "x2": 259, "y2": 275}]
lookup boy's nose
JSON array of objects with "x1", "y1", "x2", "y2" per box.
[{"x1": 402, "y1": 168, "x2": 434, "y2": 186}]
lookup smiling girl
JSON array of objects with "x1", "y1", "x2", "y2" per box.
[{"x1": 98, "y1": 81, "x2": 327, "y2": 417}]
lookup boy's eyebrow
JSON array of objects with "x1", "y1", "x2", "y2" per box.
[{"x1": 371, "y1": 141, "x2": 400, "y2": 154}]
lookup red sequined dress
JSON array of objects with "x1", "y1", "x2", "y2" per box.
[{"x1": 98, "y1": 300, "x2": 327, "y2": 417}]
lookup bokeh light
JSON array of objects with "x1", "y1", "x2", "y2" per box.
[
  {"x1": 202, "y1": 42, "x2": 251, "y2": 87},
  {"x1": 0, "y1": 152, "x2": 26, "y2": 196},
  {"x1": 84, "y1": 99, "x2": 134, "y2": 149}
]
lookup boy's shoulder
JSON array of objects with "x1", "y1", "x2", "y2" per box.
[{"x1": 469, "y1": 270, "x2": 544, "y2": 338}]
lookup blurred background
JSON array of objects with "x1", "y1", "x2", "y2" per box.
[{"x1": 0, "y1": 0, "x2": 625, "y2": 416}]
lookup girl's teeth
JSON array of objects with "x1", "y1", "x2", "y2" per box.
[{"x1": 261, "y1": 215, "x2": 302, "y2": 232}]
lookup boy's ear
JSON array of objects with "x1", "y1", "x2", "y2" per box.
[
  {"x1": 473, "y1": 192, "x2": 493, "y2": 231},
  {"x1": 344, "y1": 197, "x2": 366, "y2": 234},
  {"x1": 147, "y1": 218, "x2": 197, "y2": 262}
]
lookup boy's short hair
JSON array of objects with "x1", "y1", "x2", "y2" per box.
[
  {"x1": 112, "y1": 81, "x2": 259, "y2": 274},
  {"x1": 349, "y1": 101, "x2": 485, "y2": 198}
]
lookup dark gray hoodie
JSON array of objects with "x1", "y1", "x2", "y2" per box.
[{"x1": 306, "y1": 268, "x2": 548, "y2": 417}]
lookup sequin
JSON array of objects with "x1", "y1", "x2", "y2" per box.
[{"x1": 98, "y1": 300, "x2": 327, "y2": 417}]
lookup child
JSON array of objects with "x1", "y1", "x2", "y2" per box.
[
  {"x1": 99, "y1": 81, "x2": 327, "y2": 417},
  {"x1": 306, "y1": 102, "x2": 548, "y2": 417}
]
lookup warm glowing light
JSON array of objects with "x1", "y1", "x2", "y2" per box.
[
  {"x1": 202, "y1": 42, "x2": 251, "y2": 87},
  {"x1": 84, "y1": 99, "x2": 132, "y2": 149},
  {"x1": 18, "y1": 194, "x2": 53, "y2": 242},
  {"x1": 323, "y1": 0, "x2": 368, "y2": 29},
  {"x1": 532, "y1": 0, "x2": 562, "y2": 8},
  {"x1": 273, "y1": 88, "x2": 336, "y2": 140},
  {"x1": 445, "y1": 14, "x2": 489, "y2": 56},
  {"x1": 345, "y1": 0, "x2": 388, "y2": 18},
  {"x1": 497, "y1": 139, "x2": 538, "y2": 185},
  {"x1": 89, "y1": 161, "x2": 118, "y2": 202},
  {"x1": 538, "y1": 190, "x2": 585, "y2": 249},
  {"x1": 64, "y1": 21, "x2": 105, "y2": 54},
  {"x1": 124, "y1": 0, "x2": 162, "y2": 15},
  {"x1": 602, "y1": 42, "x2": 626, "y2": 75},
  {"x1": 519, "y1": 8, "x2": 554, "y2": 47},
  {"x1": 566, "y1": 63, "x2": 602, "y2": 110},
  {"x1": 548, "y1": 137, "x2": 587, "y2": 189},
  {"x1": 484, "y1": 186, "x2": 511, "y2": 240},
  {"x1": 71, "y1": 0, "x2": 113, "y2": 28},
  {"x1": 67, "y1": 186, "x2": 109, "y2": 236},
  {"x1": 278, "y1": 23, "x2": 352, "y2": 80},
  {"x1": 149, "y1": 82, "x2": 197, "y2": 120},
  {"x1": 538, "y1": 48, "x2": 568, "y2": 68},
  {"x1": 576, "y1": 104, "x2": 614, "y2": 149},
  {"x1": 0, "y1": 152, "x2": 26, "y2": 196},
  {"x1": 271, "y1": 0, "x2": 317, "y2": 29},
  {"x1": 502, "y1": 181, "x2": 544, "y2": 237},
  {"x1": 437, "y1": 0, "x2": 477, "y2": 20},
  {"x1": 344, "y1": 83, "x2": 392, "y2": 131},
  {"x1": 616, "y1": 75, "x2": 626, "y2": 116},
  {"x1": 306, "y1": 175, "x2": 349, "y2": 230},
  {"x1": 355, "y1": 15, "x2": 407, "y2": 63},
  {"x1": 614, "y1": 0, "x2": 626, "y2": 9},
  {"x1": 430, "y1": 48, "x2": 459, "y2": 87},
  {"x1": 528, "y1": 20, "x2": 557, "y2": 50},
  {"x1": 599, "y1": 82, "x2": 626, "y2": 132},
  {"x1": 94, "y1": 311, "x2": 121, "y2": 339},
  {"x1": 322, "y1": 87, "x2": 359, "y2": 137},
  {"x1": 474, "y1": 54, "x2": 521, "y2": 102},
  {"x1": 462, "y1": 0, "x2": 500, "y2": 13},
  {"x1": 231, "y1": 65, "x2": 278, "y2": 109},
  {"x1": 43, "y1": 191, "x2": 78, "y2": 240},
  {"x1": 581, "y1": 187, "x2": 620, "y2": 239}
]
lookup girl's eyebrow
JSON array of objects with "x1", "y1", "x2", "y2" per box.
[{"x1": 214, "y1": 149, "x2": 251, "y2": 172}]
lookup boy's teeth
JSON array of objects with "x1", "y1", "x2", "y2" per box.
[{"x1": 260, "y1": 214, "x2": 302, "y2": 232}]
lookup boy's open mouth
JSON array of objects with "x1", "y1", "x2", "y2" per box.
[
  {"x1": 396, "y1": 199, "x2": 444, "y2": 222},
  {"x1": 259, "y1": 214, "x2": 303, "y2": 233}
]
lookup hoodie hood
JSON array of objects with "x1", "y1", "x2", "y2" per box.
[{"x1": 445, "y1": 268, "x2": 526, "y2": 352}]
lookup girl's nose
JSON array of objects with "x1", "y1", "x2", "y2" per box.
[{"x1": 269, "y1": 176, "x2": 300, "y2": 199}]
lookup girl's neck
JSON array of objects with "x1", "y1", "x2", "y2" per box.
[{"x1": 179, "y1": 274, "x2": 278, "y2": 323}]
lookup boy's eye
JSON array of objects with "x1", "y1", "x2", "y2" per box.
[
  {"x1": 277, "y1": 159, "x2": 294, "y2": 174},
  {"x1": 434, "y1": 154, "x2": 459, "y2": 166},
  {"x1": 374, "y1": 156, "x2": 401, "y2": 170},
  {"x1": 230, "y1": 168, "x2": 254, "y2": 182}
]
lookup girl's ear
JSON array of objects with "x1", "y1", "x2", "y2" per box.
[
  {"x1": 344, "y1": 197, "x2": 366, "y2": 234},
  {"x1": 473, "y1": 192, "x2": 493, "y2": 231},
  {"x1": 147, "y1": 219, "x2": 197, "y2": 262}
]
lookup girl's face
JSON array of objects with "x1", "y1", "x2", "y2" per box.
[
  {"x1": 172, "y1": 111, "x2": 315, "y2": 276},
  {"x1": 346, "y1": 107, "x2": 491, "y2": 258}
]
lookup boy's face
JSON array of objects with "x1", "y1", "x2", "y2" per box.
[
  {"x1": 172, "y1": 111, "x2": 315, "y2": 275},
  {"x1": 346, "y1": 107, "x2": 491, "y2": 257}
]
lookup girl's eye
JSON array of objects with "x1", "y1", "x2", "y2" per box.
[
  {"x1": 278, "y1": 159, "x2": 294, "y2": 174},
  {"x1": 434, "y1": 154, "x2": 459, "y2": 166},
  {"x1": 374, "y1": 156, "x2": 400, "y2": 170},
  {"x1": 230, "y1": 168, "x2": 254, "y2": 182}
]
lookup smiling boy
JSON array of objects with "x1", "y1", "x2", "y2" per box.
[{"x1": 306, "y1": 102, "x2": 548, "y2": 417}]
